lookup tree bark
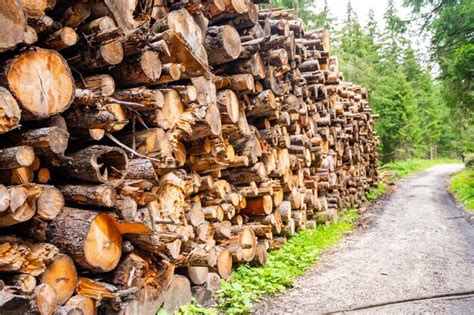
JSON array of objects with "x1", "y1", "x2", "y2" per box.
[
  {"x1": 47, "y1": 207, "x2": 122, "y2": 272},
  {"x1": 0, "y1": 0, "x2": 27, "y2": 53},
  {"x1": 63, "y1": 145, "x2": 128, "y2": 186},
  {"x1": 204, "y1": 25, "x2": 241, "y2": 65},
  {"x1": 0, "y1": 146, "x2": 35, "y2": 169}
]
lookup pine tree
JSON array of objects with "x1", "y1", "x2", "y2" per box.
[
  {"x1": 313, "y1": 0, "x2": 336, "y2": 33},
  {"x1": 382, "y1": 0, "x2": 408, "y2": 62}
]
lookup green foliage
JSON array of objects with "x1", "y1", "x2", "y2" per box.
[
  {"x1": 332, "y1": 0, "x2": 468, "y2": 160},
  {"x1": 382, "y1": 158, "x2": 459, "y2": 179},
  {"x1": 176, "y1": 299, "x2": 217, "y2": 315},
  {"x1": 403, "y1": 0, "x2": 473, "y2": 154},
  {"x1": 366, "y1": 183, "x2": 387, "y2": 201},
  {"x1": 404, "y1": 0, "x2": 473, "y2": 114},
  {"x1": 465, "y1": 153, "x2": 474, "y2": 168},
  {"x1": 450, "y1": 168, "x2": 474, "y2": 210},
  {"x1": 214, "y1": 210, "x2": 358, "y2": 314}
]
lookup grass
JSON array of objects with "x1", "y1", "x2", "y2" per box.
[
  {"x1": 366, "y1": 182, "x2": 387, "y2": 201},
  {"x1": 381, "y1": 158, "x2": 458, "y2": 180},
  {"x1": 450, "y1": 168, "x2": 474, "y2": 210}
]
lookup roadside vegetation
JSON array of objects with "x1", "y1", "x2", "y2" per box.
[
  {"x1": 178, "y1": 210, "x2": 358, "y2": 314},
  {"x1": 381, "y1": 158, "x2": 459, "y2": 179},
  {"x1": 366, "y1": 158, "x2": 459, "y2": 201},
  {"x1": 365, "y1": 182, "x2": 387, "y2": 201},
  {"x1": 175, "y1": 158, "x2": 460, "y2": 314},
  {"x1": 450, "y1": 155, "x2": 474, "y2": 211}
]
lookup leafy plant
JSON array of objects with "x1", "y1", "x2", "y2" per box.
[
  {"x1": 465, "y1": 153, "x2": 474, "y2": 168},
  {"x1": 366, "y1": 183, "x2": 387, "y2": 201},
  {"x1": 175, "y1": 299, "x2": 217, "y2": 315},
  {"x1": 214, "y1": 210, "x2": 359, "y2": 314},
  {"x1": 450, "y1": 168, "x2": 474, "y2": 211}
]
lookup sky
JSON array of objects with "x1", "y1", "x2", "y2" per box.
[
  {"x1": 311, "y1": 0, "x2": 432, "y2": 64},
  {"x1": 312, "y1": 0, "x2": 412, "y2": 28}
]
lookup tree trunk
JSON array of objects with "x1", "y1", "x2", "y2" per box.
[
  {"x1": 7, "y1": 127, "x2": 69, "y2": 156},
  {"x1": 111, "y1": 51, "x2": 162, "y2": 87},
  {"x1": 0, "y1": 146, "x2": 35, "y2": 169},
  {"x1": 162, "y1": 275, "x2": 192, "y2": 314},
  {"x1": 57, "y1": 184, "x2": 117, "y2": 208}
]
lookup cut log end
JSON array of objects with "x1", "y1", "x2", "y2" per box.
[
  {"x1": 222, "y1": 25, "x2": 242, "y2": 60},
  {"x1": 35, "y1": 283, "x2": 58, "y2": 315},
  {"x1": 6, "y1": 48, "x2": 75, "y2": 118},
  {"x1": 36, "y1": 186, "x2": 64, "y2": 221},
  {"x1": 65, "y1": 295, "x2": 96, "y2": 315},
  {"x1": 216, "y1": 247, "x2": 232, "y2": 279},
  {"x1": 41, "y1": 254, "x2": 78, "y2": 305},
  {"x1": 100, "y1": 41, "x2": 124, "y2": 66},
  {"x1": 162, "y1": 275, "x2": 192, "y2": 314},
  {"x1": 0, "y1": 184, "x2": 10, "y2": 213},
  {"x1": 240, "y1": 226, "x2": 257, "y2": 262},
  {"x1": 84, "y1": 213, "x2": 122, "y2": 272},
  {"x1": 48, "y1": 208, "x2": 123, "y2": 272},
  {"x1": 141, "y1": 50, "x2": 162, "y2": 81}
]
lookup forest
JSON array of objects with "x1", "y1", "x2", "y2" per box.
[{"x1": 268, "y1": 0, "x2": 473, "y2": 161}]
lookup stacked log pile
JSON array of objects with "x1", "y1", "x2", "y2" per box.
[{"x1": 0, "y1": 1, "x2": 379, "y2": 314}]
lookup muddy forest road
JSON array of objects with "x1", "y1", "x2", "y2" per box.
[{"x1": 259, "y1": 164, "x2": 474, "y2": 314}]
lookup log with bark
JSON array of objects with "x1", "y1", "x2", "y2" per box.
[{"x1": 0, "y1": 2, "x2": 379, "y2": 314}]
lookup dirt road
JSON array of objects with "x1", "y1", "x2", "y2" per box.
[{"x1": 259, "y1": 164, "x2": 474, "y2": 314}]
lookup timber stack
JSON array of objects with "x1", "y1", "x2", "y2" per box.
[{"x1": 0, "y1": 1, "x2": 379, "y2": 314}]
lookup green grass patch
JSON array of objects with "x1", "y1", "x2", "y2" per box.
[
  {"x1": 381, "y1": 158, "x2": 459, "y2": 180},
  {"x1": 450, "y1": 168, "x2": 474, "y2": 210},
  {"x1": 177, "y1": 210, "x2": 358, "y2": 315},
  {"x1": 174, "y1": 301, "x2": 216, "y2": 315},
  {"x1": 366, "y1": 182, "x2": 387, "y2": 201}
]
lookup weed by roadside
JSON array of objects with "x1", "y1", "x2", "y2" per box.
[
  {"x1": 366, "y1": 183, "x2": 387, "y2": 201},
  {"x1": 450, "y1": 168, "x2": 474, "y2": 210},
  {"x1": 176, "y1": 210, "x2": 358, "y2": 315}
]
